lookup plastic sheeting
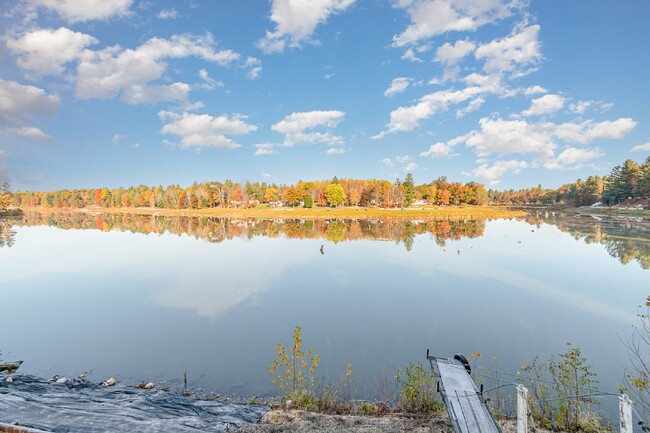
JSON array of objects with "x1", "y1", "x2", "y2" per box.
[{"x1": 0, "y1": 374, "x2": 268, "y2": 432}]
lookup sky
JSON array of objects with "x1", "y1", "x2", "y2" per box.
[{"x1": 0, "y1": 0, "x2": 649, "y2": 191}]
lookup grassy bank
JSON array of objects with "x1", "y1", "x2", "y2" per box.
[
  {"x1": 562, "y1": 206, "x2": 650, "y2": 219},
  {"x1": 19, "y1": 205, "x2": 524, "y2": 220}
]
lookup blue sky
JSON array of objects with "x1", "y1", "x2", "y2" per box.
[{"x1": 0, "y1": 0, "x2": 648, "y2": 191}]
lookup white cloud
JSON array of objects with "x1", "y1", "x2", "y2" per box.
[
  {"x1": 455, "y1": 97, "x2": 485, "y2": 118},
  {"x1": 112, "y1": 133, "x2": 126, "y2": 143},
  {"x1": 6, "y1": 27, "x2": 98, "y2": 76},
  {"x1": 395, "y1": 155, "x2": 413, "y2": 163},
  {"x1": 121, "y1": 82, "x2": 191, "y2": 105},
  {"x1": 75, "y1": 33, "x2": 241, "y2": 102},
  {"x1": 257, "y1": 0, "x2": 356, "y2": 53},
  {"x1": 420, "y1": 141, "x2": 458, "y2": 158},
  {"x1": 374, "y1": 78, "x2": 501, "y2": 137},
  {"x1": 404, "y1": 162, "x2": 419, "y2": 171},
  {"x1": 3, "y1": 126, "x2": 52, "y2": 143},
  {"x1": 475, "y1": 24, "x2": 542, "y2": 75},
  {"x1": 631, "y1": 142, "x2": 650, "y2": 153},
  {"x1": 157, "y1": 9, "x2": 178, "y2": 19},
  {"x1": 470, "y1": 159, "x2": 527, "y2": 185},
  {"x1": 521, "y1": 94, "x2": 565, "y2": 117},
  {"x1": 384, "y1": 77, "x2": 412, "y2": 97},
  {"x1": 197, "y1": 68, "x2": 225, "y2": 90},
  {"x1": 523, "y1": 85, "x2": 547, "y2": 95},
  {"x1": 401, "y1": 48, "x2": 423, "y2": 62},
  {"x1": 551, "y1": 118, "x2": 637, "y2": 143},
  {"x1": 244, "y1": 57, "x2": 263, "y2": 79},
  {"x1": 325, "y1": 147, "x2": 348, "y2": 155},
  {"x1": 568, "y1": 100, "x2": 613, "y2": 114},
  {"x1": 27, "y1": 0, "x2": 133, "y2": 22},
  {"x1": 392, "y1": 0, "x2": 521, "y2": 47},
  {"x1": 0, "y1": 79, "x2": 60, "y2": 126},
  {"x1": 543, "y1": 147, "x2": 603, "y2": 169},
  {"x1": 461, "y1": 117, "x2": 636, "y2": 160},
  {"x1": 380, "y1": 157, "x2": 395, "y2": 167},
  {"x1": 272, "y1": 110, "x2": 345, "y2": 146},
  {"x1": 158, "y1": 111, "x2": 257, "y2": 150},
  {"x1": 254, "y1": 143, "x2": 276, "y2": 156},
  {"x1": 435, "y1": 39, "x2": 476, "y2": 65}
]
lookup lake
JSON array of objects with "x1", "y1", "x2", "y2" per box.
[{"x1": 1, "y1": 211, "x2": 648, "y2": 418}]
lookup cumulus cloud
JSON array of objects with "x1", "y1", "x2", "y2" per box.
[
  {"x1": 3, "y1": 126, "x2": 53, "y2": 143},
  {"x1": 75, "y1": 33, "x2": 241, "y2": 102},
  {"x1": 631, "y1": 142, "x2": 650, "y2": 153},
  {"x1": 455, "y1": 97, "x2": 485, "y2": 118},
  {"x1": 420, "y1": 142, "x2": 457, "y2": 158},
  {"x1": 0, "y1": 79, "x2": 60, "y2": 126},
  {"x1": 384, "y1": 77, "x2": 412, "y2": 97},
  {"x1": 6, "y1": 27, "x2": 98, "y2": 76},
  {"x1": 460, "y1": 117, "x2": 637, "y2": 160},
  {"x1": 404, "y1": 162, "x2": 419, "y2": 171},
  {"x1": 568, "y1": 100, "x2": 613, "y2": 114},
  {"x1": 380, "y1": 157, "x2": 395, "y2": 167},
  {"x1": 521, "y1": 94, "x2": 565, "y2": 117},
  {"x1": 374, "y1": 75, "x2": 503, "y2": 138},
  {"x1": 257, "y1": 0, "x2": 355, "y2": 53},
  {"x1": 121, "y1": 82, "x2": 191, "y2": 105},
  {"x1": 474, "y1": 24, "x2": 542, "y2": 75},
  {"x1": 392, "y1": 0, "x2": 521, "y2": 47},
  {"x1": 401, "y1": 48, "x2": 423, "y2": 62},
  {"x1": 523, "y1": 85, "x2": 547, "y2": 95},
  {"x1": 435, "y1": 39, "x2": 476, "y2": 65},
  {"x1": 254, "y1": 143, "x2": 276, "y2": 156},
  {"x1": 27, "y1": 0, "x2": 133, "y2": 22},
  {"x1": 470, "y1": 159, "x2": 527, "y2": 185},
  {"x1": 272, "y1": 110, "x2": 345, "y2": 146},
  {"x1": 158, "y1": 111, "x2": 257, "y2": 150},
  {"x1": 325, "y1": 147, "x2": 348, "y2": 155},
  {"x1": 551, "y1": 118, "x2": 637, "y2": 143},
  {"x1": 197, "y1": 68, "x2": 225, "y2": 90},
  {"x1": 157, "y1": 8, "x2": 178, "y2": 19},
  {"x1": 543, "y1": 147, "x2": 603, "y2": 170}
]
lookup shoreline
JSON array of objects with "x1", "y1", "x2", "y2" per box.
[{"x1": 16, "y1": 205, "x2": 525, "y2": 220}]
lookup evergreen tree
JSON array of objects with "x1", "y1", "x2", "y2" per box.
[{"x1": 403, "y1": 173, "x2": 415, "y2": 206}]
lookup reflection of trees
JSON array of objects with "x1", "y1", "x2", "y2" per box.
[
  {"x1": 527, "y1": 212, "x2": 650, "y2": 270},
  {"x1": 0, "y1": 218, "x2": 17, "y2": 248},
  {"x1": 16, "y1": 212, "x2": 488, "y2": 251}
]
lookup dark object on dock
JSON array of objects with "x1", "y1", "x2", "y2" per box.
[
  {"x1": 320, "y1": 244, "x2": 324, "y2": 254},
  {"x1": 0, "y1": 361, "x2": 23, "y2": 373},
  {"x1": 427, "y1": 351, "x2": 502, "y2": 433}
]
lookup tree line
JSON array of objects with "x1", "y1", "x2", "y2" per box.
[
  {"x1": 487, "y1": 156, "x2": 650, "y2": 206},
  {"x1": 10, "y1": 174, "x2": 488, "y2": 210}
]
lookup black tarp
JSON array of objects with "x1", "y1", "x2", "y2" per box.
[{"x1": 0, "y1": 374, "x2": 267, "y2": 432}]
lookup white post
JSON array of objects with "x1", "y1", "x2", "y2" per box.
[
  {"x1": 619, "y1": 394, "x2": 633, "y2": 433},
  {"x1": 517, "y1": 384, "x2": 528, "y2": 433}
]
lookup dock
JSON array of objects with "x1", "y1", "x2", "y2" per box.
[{"x1": 428, "y1": 353, "x2": 502, "y2": 433}]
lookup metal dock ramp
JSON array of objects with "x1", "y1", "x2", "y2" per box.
[{"x1": 428, "y1": 354, "x2": 502, "y2": 433}]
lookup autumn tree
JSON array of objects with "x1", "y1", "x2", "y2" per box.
[
  {"x1": 325, "y1": 183, "x2": 346, "y2": 207},
  {"x1": 0, "y1": 182, "x2": 13, "y2": 211}
]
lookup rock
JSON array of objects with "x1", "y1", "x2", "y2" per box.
[
  {"x1": 144, "y1": 382, "x2": 155, "y2": 390},
  {"x1": 56, "y1": 377, "x2": 68, "y2": 384},
  {"x1": 103, "y1": 377, "x2": 116, "y2": 387},
  {"x1": 6, "y1": 377, "x2": 13, "y2": 383}
]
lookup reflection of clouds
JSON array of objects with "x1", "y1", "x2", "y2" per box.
[{"x1": 148, "y1": 239, "x2": 313, "y2": 319}]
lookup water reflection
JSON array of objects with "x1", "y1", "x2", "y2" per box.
[
  {"x1": 524, "y1": 211, "x2": 650, "y2": 269},
  {"x1": 15, "y1": 211, "x2": 487, "y2": 250},
  {"x1": 0, "y1": 218, "x2": 17, "y2": 248},
  {"x1": 7, "y1": 211, "x2": 650, "y2": 269}
]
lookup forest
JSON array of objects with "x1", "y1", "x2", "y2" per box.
[
  {"x1": 488, "y1": 157, "x2": 650, "y2": 206},
  {"x1": 5, "y1": 157, "x2": 649, "y2": 211},
  {"x1": 10, "y1": 174, "x2": 488, "y2": 210}
]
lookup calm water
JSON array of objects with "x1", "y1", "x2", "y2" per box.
[{"x1": 1, "y1": 211, "x2": 648, "y2": 417}]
